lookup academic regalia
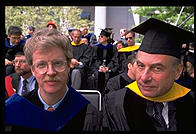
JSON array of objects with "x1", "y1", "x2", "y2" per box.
[
  {"x1": 102, "y1": 18, "x2": 194, "y2": 131},
  {"x1": 25, "y1": 34, "x2": 31, "y2": 39},
  {"x1": 68, "y1": 41, "x2": 92, "y2": 89},
  {"x1": 5, "y1": 38, "x2": 25, "y2": 61},
  {"x1": 176, "y1": 52, "x2": 194, "y2": 93},
  {"x1": 71, "y1": 41, "x2": 91, "y2": 67},
  {"x1": 176, "y1": 73, "x2": 194, "y2": 92},
  {"x1": 5, "y1": 38, "x2": 26, "y2": 76},
  {"x1": 104, "y1": 72, "x2": 135, "y2": 95},
  {"x1": 117, "y1": 45, "x2": 139, "y2": 74},
  {"x1": 102, "y1": 82, "x2": 194, "y2": 131},
  {"x1": 88, "y1": 43, "x2": 119, "y2": 92},
  {"x1": 82, "y1": 33, "x2": 97, "y2": 46},
  {"x1": 5, "y1": 86, "x2": 101, "y2": 131}
]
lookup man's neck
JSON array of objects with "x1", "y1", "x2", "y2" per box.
[
  {"x1": 22, "y1": 73, "x2": 32, "y2": 80},
  {"x1": 101, "y1": 42, "x2": 108, "y2": 46},
  {"x1": 40, "y1": 87, "x2": 67, "y2": 106}
]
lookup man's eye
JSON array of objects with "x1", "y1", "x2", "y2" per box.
[
  {"x1": 36, "y1": 63, "x2": 47, "y2": 68},
  {"x1": 138, "y1": 64, "x2": 144, "y2": 68},
  {"x1": 53, "y1": 61, "x2": 63, "y2": 66},
  {"x1": 153, "y1": 67, "x2": 162, "y2": 72}
]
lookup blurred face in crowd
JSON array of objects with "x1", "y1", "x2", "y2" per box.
[
  {"x1": 31, "y1": 46, "x2": 70, "y2": 95},
  {"x1": 27, "y1": 29, "x2": 34, "y2": 35},
  {"x1": 99, "y1": 35, "x2": 108, "y2": 45},
  {"x1": 8, "y1": 34, "x2": 21, "y2": 45},
  {"x1": 81, "y1": 38, "x2": 89, "y2": 45},
  {"x1": 186, "y1": 61, "x2": 194, "y2": 76},
  {"x1": 116, "y1": 42, "x2": 123, "y2": 50},
  {"x1": 14, "y1": 55, "x2": 31, "y2": 76},
  {"x1": 81, "y1": 27, "x2": 88, "y2": 35},
  {"x1": 72, "y1": 30, "x2": 82, "y2": 44},
  {"x1": 127, "y1": 62, "x2": 136, "y2": 80},
  {"x1": 135, "y1": 51, "x2": 183, "y2": 98},
  {"x1": 48, "y1": 25, "x2": 56, "y2": 30},
  {"x1": 125, "y1": 32, "x2": 135, "y2": 46},
  {"x1": 120, "y1": 29, "x2": 126, "y2": 37}
]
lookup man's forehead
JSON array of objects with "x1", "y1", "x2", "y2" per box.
[
  {"x1": 126, "y1": 32, "x2": 133, "y2": 36},
  {"x1": 137, "y1": 51, "x2": 173, "y2": 62},
  {"x1": 15, "y1": 55, "x2": 26, "y2": 60},
  {"x1": 9, "y1": 34, "x2": 21, "y2": 37}
]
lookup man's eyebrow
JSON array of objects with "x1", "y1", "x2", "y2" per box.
[
  {"x1": 136, "y1": 60, "x2": 166, "y2": 68},
  {"x1": 136, "y1": 60, "x2": 143, "y2": 64},
  {"x1": 150, "y1": 63, "x2": 166, "y2": 68}
]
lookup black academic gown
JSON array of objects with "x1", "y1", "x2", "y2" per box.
[
  {"x1": 5, "y1": 86, "x2": 101, "y2": 131},
  {"x1": 102, "y1": 88, "x2": 194, "y2": 131},
  {"x1": 69, "y1": 43, "x2": 92, "y2": 88},
  {"x1": 104, "y1": 72, "x2": 135, "y2": 95},
  {"x1": 88, "y1": 43, "x2": 118, "y2": 92},
  {"x1": 71, "y1": 43, "x2": 91, "y2": 68}
]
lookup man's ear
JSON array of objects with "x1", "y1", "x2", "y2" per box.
[
  {"x1": 31, "y1": 67, "x2": 35, "y2": 77},
  {"x1": 7, "y1": 35, "x2": 11, "y2": 39},
  {"x1": 127, "y1": 63, "x2": 132, "y2": 70},
  {"x1": 175, "y1": 63, "x2": 183, "y2": 80}
]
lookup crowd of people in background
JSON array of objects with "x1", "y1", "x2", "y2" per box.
[{"x1": 5, "y1": 18, "x2": 194, "y2": 131}]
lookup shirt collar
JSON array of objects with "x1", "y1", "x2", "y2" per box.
[
  {"x1": 37, "y1": 85, "x2": 69, "y2": 110},
  {"x1": 20, "y1": 75, "x2": 35, "y2": 83}
]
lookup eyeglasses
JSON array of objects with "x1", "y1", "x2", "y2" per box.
[
  {"x1": 32, "y1": 60, "x2": 67, "y2": 74},
  {"x1": 125, "y1": 37, "x2": 133, "y2": 40},
  {"x1": 10, "y1": 36, "x2": 21, "y2": 40},
  {"x1": 12, "y1": 60, "x2": 27, "y2": 65},
  {"x1": 99, "y1": 35, "x2": 104, "y2": 38}
]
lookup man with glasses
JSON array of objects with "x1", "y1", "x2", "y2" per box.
[
  {"x1": 5, "y1": 52, "x2": 37, "y2": 99},
  {"x1": 5, "y1": 26, "x2": 26, "y2": 76},
  {"x1": 102, "y1": 18, "x2": 194, "y2": 131},
  {"x1": 5, "y1": 28, "x2": 101, "y2": 131},
  {"x1": 117, "y1": 30, "x2": 139, "y2": 74}
]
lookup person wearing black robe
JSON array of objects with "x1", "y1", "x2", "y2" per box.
[
  {"x1": 87, "y1": 28, "x2": 118, "y2": 93},
  {"x1": 5, "y1": 28, "x2": 101, "y2": 131},
  {"x1": 102, "y1": 18, "x2": 194, "y2": 131},
  {"x1": 69, "y1": 29, "x2": 92, "y2": 90},
  {"x1": 5, "y1": 26, "x2": 26, "y2": 76},
  {"x1": 117, "y1": 30, "x2": 139, "y2": 74},
  {"x1": 104, "y1": 55, "x2": 136, "y2": 95},
  {"x1": 176, "y1": 52, "x2": 194, "y2": 98}
]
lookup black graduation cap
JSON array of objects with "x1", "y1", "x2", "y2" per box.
[
  {"x1": 100, "y1": 28, "x2": 112, "y2": 37},
  {"x1": 131, "y1": 18, "x2": 194, "y2": 59}
]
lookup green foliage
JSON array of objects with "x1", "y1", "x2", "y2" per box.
[
  {"x1": 135, "y1": 36, "x2": 143, "y2": 43},
  {"x1": 5, "y1": 6, "x2": 94, "y2": 35},
  {"x1": 129, "y1": 6, "x2": 194, "y2": 32}
]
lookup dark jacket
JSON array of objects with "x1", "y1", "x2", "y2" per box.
[
  {"x1": 102, "y1": 88, "x2": 194, "y2": 131},
  {"x1": 5, "y1": 73, "x2": 38, "y2": 100},
  {"x1": 90, "y1": 43, "x2": 118, "y2": 76},
  {"x1": 5, "y1": 38, "x2": 25, "y2": 61},
  {"x1": 104, "y1": 72, "x2": 135, "y2": 94}
]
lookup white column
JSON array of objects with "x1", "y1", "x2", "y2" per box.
[
  {"x1": 94, "y1": 6, "x2": 107, "y2": 38},
  {"x1": 131, "y1": 6, "x2": 140, "y2": 40},
  {"x1": 131, "y1": 6, "x2": 140, "y2": 27}
]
